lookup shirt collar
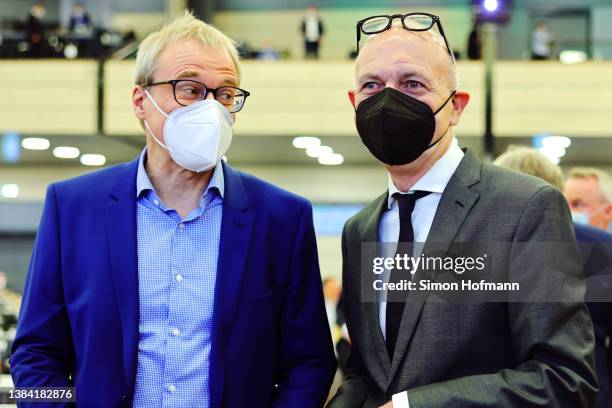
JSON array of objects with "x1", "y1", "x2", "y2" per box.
[
  {"x1": 136, "y1": 147, "x2": 225, "y2": 200},
  {"x1": 387, "y1": 138, "x2": 464, "y2": 209}
]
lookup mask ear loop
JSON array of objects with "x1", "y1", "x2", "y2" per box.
[
  {"x1": 143, "y1": 89, "x2": 170, "y2": 150},
  {"x1": 425, "y1": 90, "x2": 457, "y2": 150},
  {"x1": 589, "y1": 204, "x2": 607, "y2": 218},
  {"x1": 433, "y1": 90, "x2": 456, "y2": 115}
]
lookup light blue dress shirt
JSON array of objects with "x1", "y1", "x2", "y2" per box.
[{"x1": 132, "y1": 149, "x2": 224, "y2": 408}]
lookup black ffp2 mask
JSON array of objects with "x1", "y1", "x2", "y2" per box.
[{"x1": 355, "y1": 87, "x2": 455, "y2": 165}]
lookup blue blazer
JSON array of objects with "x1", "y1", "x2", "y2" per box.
[{"x1": 10, "y1": 157, "x2": 336, "y2": 407}]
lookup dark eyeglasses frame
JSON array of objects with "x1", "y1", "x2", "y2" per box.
[
  {"x1": 145, "y1": 79, "x2": 251, "y2": 113},
  {"x1": 356, "y1": 12, "x2": 452, "y2": 56}
]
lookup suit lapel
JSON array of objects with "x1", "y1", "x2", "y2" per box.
[
  {"x1": 105, "y1": 158, "x2": 140, "y2": 394},
  {"x1": 387, "y1": 149, "x2": 482, "y2": 385},
  {"x1": 210, "y1": 162, "x2": 254, "y2": 408},
  {"x1": 354, "y1": 192, "x2": 392, "y2": 389}
]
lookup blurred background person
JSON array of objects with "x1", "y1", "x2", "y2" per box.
[
  {"x1": 0, "y1": 270, "x2": 19, "y2": 377},
  {"x1": 322, "y1": 277, "x2": 346, "y2": 399},
  {"x1": 467, "y1": 22, "x2": 482, "y2": 60},
  {"x1": 300, "y1": 4, "x2": 324, "y2": 59},
  {"x1": 24, "y1": 2, "x2": 46, "y2": 58},
  {"x1": 531, "y1": 20, "x2": 555, "y2": 60},
  {"x1": 322, "y1": 277, "x2": 342, "y2": 339},
  {"x1": 257, "y1": 38, "x2": 281, "y2": 61},
  {"x1": 565, "y1": 167, "x2": 612, "y2": 233},
  {"x1": 68, "y1": 3, "x2": 92, "y2": 34},
  {"x1": 493, "y1": 146, "x2": 565, "y2": 188},
  {"x1": 494, "y1": 146, "x2": 612, "y2": 408},
  {"x1": 321, "y1": 277, "x2": 352, "y2": 401}
]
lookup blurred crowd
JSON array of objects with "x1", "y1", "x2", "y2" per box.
[
  {"x1": 0, "y1": 2, "x2": 135, "y2": 59},
  {"x1": 0, "y1": 3, "x2": 584, "y2": 63}
]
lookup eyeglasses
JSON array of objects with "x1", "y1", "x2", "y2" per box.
[
  {"x1": 145, "y1": 79, "x2": 251, "y2": 113},
  {"x1": 356, "y1": 13, "x2": 452, "y2": 57}
]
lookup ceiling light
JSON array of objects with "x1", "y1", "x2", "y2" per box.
[
  {"x1": 484, "y1": 0, "x2": 499, "y2": 12},
  {"x1": 1, "y1": 184, "x2": 19, "y2": 198},
  {"x1": 538, "y1": 145, "x2": 566, "y2": 158},
  {"x1": 541, "y1": 135, "x2": 571, "y2": 149},
  {"x1": 63, "y1": 43, "x2": 78, "y2": 59},
  {"x1": 318, "y1": 153, "x2": 344, "y2": 166},
  {"x1": 318, "y1": 147, "x2": 336, "y2": 160},
  {"x1": 21, "y1": 137, "x2": 50, "y2": 150},
  {"x1": 293, "y1": 136, "x2": 321, "y2": 149},
  {"x1": 53, "y1": 146, "x2": 80, "y2": 159},
  {"x1": 80, "y1": 154, "x2": 106, "y2": 166},
  {"x1": 559, "y1": 50, "x2": 587, "y2": 65},
  {"x1": 306, "y1": 145, "x2": 333, "y2": 158},
  {"x1": 546, "y1": 156, "x2": 561, "y2": 165}
]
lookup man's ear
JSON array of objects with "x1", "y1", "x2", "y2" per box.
[
  {"x1": 449, "y1": 91, "x2": 470, "y2": 126},
  {"x1": 133, "y1": 85, "x2": 146, "y2": 120},
  {"x1": 348, "y1": 90, "x2": 356, "y2": 109},
  {"x1": 603, "y1": 202, "x2": 612, "y2": 219}
]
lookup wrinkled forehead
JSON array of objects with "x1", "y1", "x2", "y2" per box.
[
  {"x1": 358, "y1": 25, "x2": 447, "y2": 61},
  {"x1": 355, "y1": 27, "x2": 450, "y2": 79}
]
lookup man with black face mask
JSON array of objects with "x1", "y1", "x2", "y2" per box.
[{"x1": 328, "y1": 14, "x2": 597, "y2": 408}]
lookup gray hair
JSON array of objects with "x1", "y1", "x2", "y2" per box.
[
  {"x1": 568, "y1": 167, "x2": 612, "y2": 203},
  {"x1": 493, "y1": 146, "x2": 565, "y2": 191},
  {"x1": 134, "y1": 10, "x2": 241, "y2": 86}
]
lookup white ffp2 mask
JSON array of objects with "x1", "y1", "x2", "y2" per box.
[{"x1": 144, "y1": 89, "x2": 233, "y2": 172}]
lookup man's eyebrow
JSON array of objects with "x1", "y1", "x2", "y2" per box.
[
  {"x1": 222, "y1": 77, "x2": 239, "y2": 87},
  {"x1": 175, "y1": 70, "x2": 238, "y2": 87},
  {"x1": 357, "y1": 73, "x2": 383, "y2": 85},
  {"x1": 398, "y1": 71, "x2": 431, "y2": 84},
  {"x1": 175, "y1": 70, "x2": 200, "y2": 79},
  {"x1": 357, "y1": 71, "x2": 432, "y2": 86}
]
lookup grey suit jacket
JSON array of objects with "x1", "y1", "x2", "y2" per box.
[{"x1": 328, "y1": 149, "x2": 598, "y2": 407}]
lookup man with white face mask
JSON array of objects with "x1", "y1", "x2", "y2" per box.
[
  {"x1": 11, "y1": 12, "x2": 335, "y2": 408},
  {"x1": 565, "y1": 167, "x2": 612, "y2": 233}
]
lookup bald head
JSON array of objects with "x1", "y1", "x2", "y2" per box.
[
  {"x1": 348, "y1": 24, "x2": 470, "y2": 180},
  {"x1": 355, "y1": 27, "x2": 457, "y2": 91}
]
